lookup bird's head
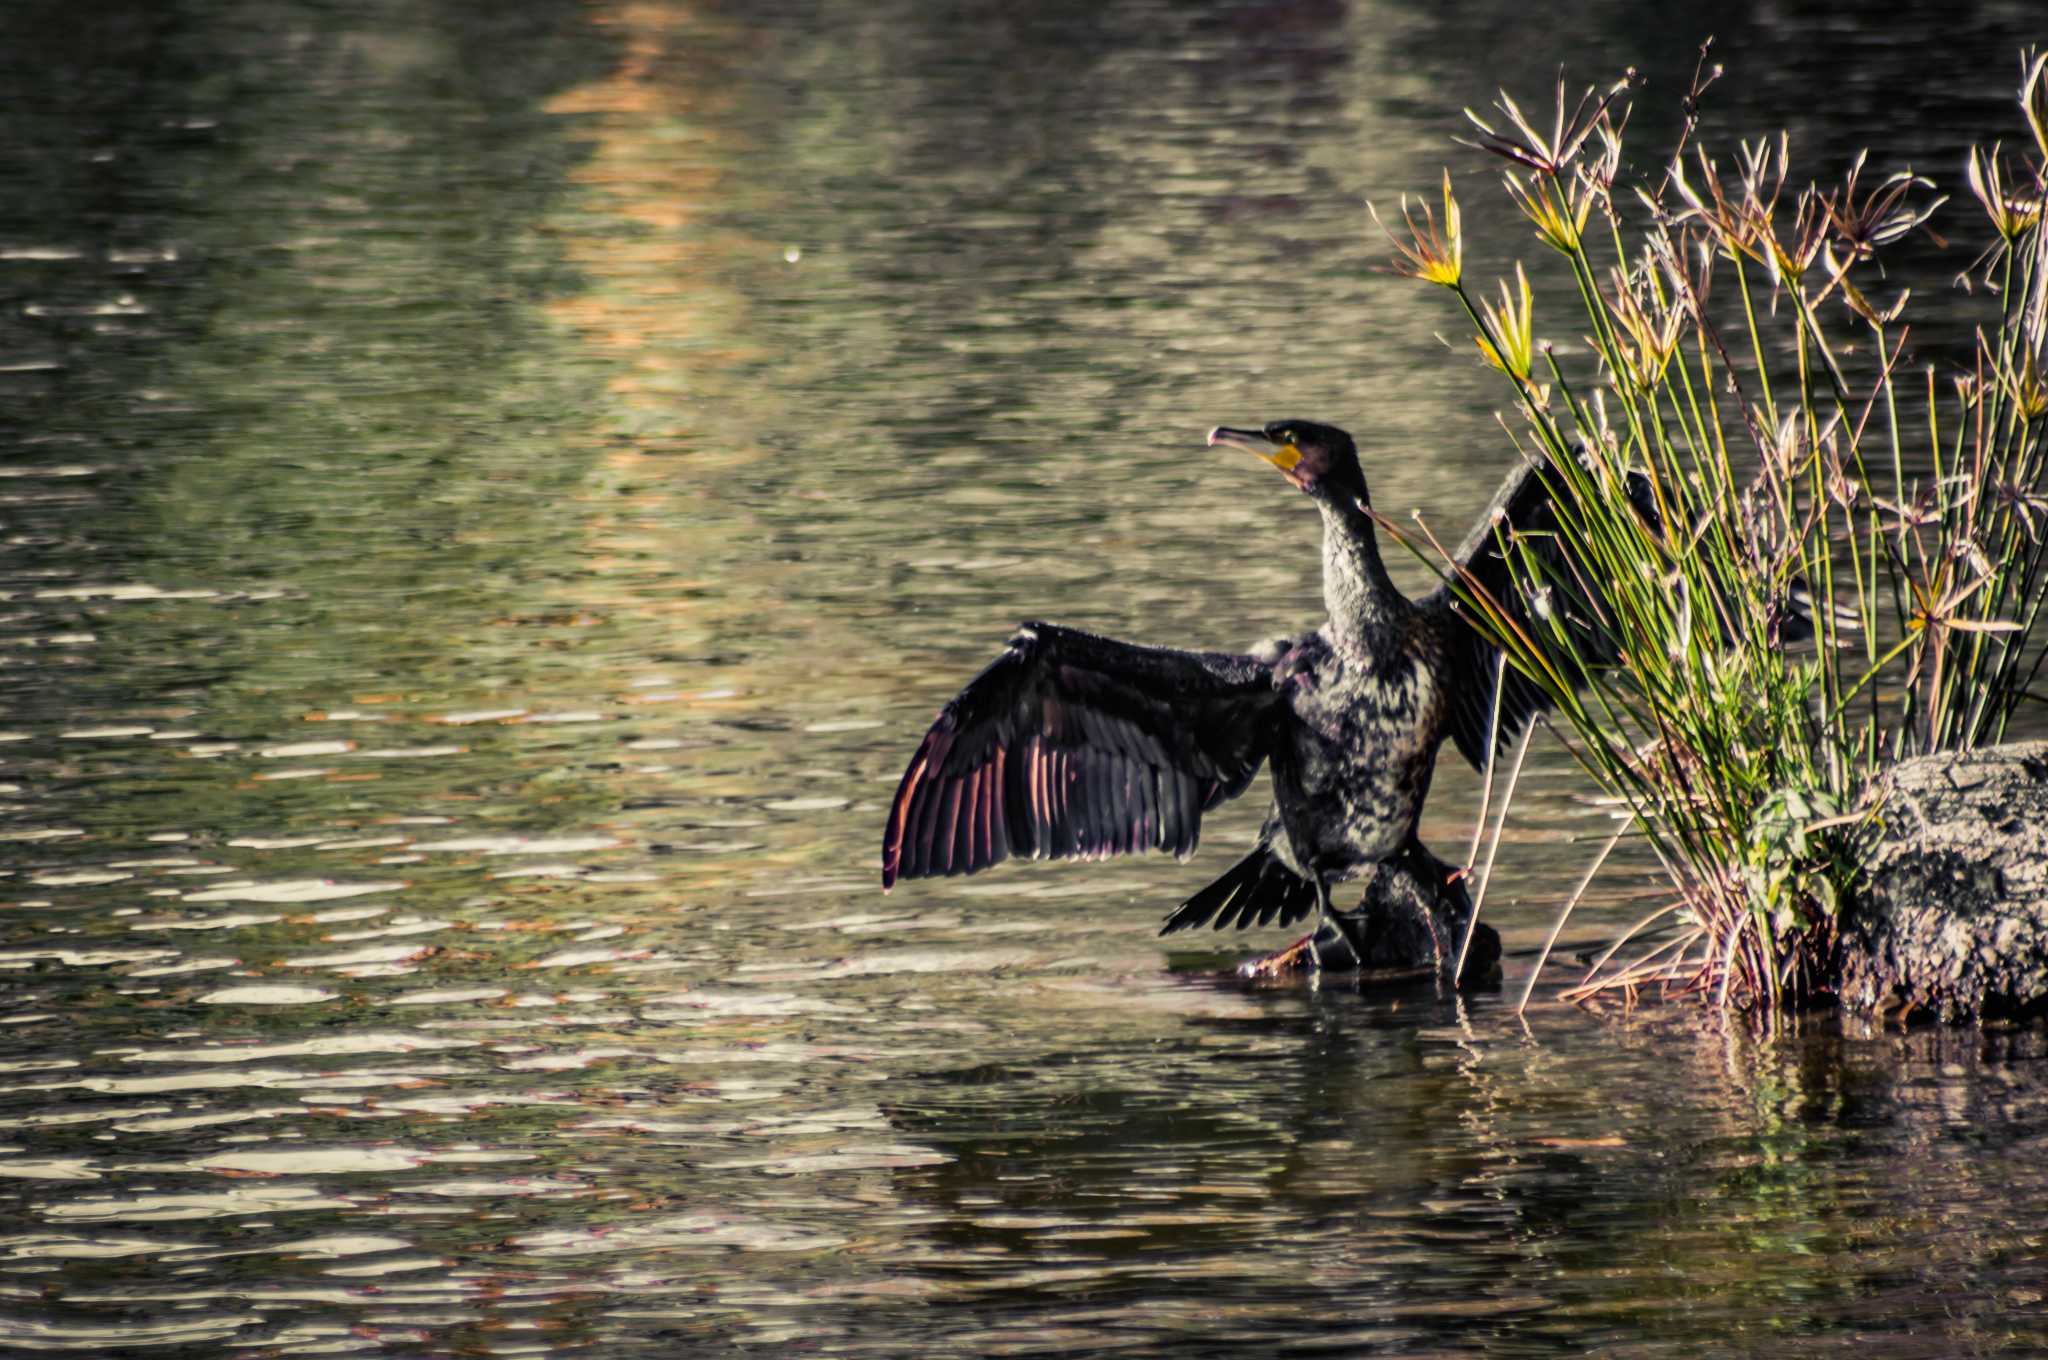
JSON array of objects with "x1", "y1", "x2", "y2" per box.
[{"x1": 1208, "y1": 420, "x2": 1366, "y2": 506}]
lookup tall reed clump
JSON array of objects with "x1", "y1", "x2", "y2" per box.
[{"x1": 1376, "y1": 50, "x2": 2048, "y2": 1014}]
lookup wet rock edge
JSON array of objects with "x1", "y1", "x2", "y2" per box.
[{"x1": 1843, "y1": 740, "x2": 2048, "y2": 1022}]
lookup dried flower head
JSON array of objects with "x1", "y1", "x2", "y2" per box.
[
  {"x1": 1825, "y1": 463, "x2": 1861, "y2": 511},
  {"x1": 1462, "y1": 72, "x2": 1634, "y2": 178},
  {"x1": 1764, "y1": 187, "x2": 1830, "y2": 290},
  {"x1": 1994, "y1": 479, "x2": 2048, "y2": 540},
  {"x1": 1756, "y1": 407, "x2": 1804, "y2": 478},
  {"x1": 1827, "y1": 151, "x2": 1943, "y2": 263},
  {"x1": 1671, "y1": 137, "x2": 1786, "y2": 263},
  {"x1": 1876, "y1": 476, "x2": 1973, "y2": 551},
  {"x1": 1605, "y1": 262, "x2": 1682, "y2": 391},
  {"x1": 1966, "y1": 143, "x2": 2042, "y2": 242},
  {"x1": 1586, "y1": 109, "x2": 1628, "y2": 195}
]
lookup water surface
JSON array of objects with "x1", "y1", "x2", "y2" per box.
[{"x1": 2, "y1": 0, "x2": 2046, "y2": 1354}]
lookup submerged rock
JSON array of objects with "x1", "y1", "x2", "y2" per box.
[{"x1": 1843, "y1": 742, "x2": 2048, "y2": 1021}]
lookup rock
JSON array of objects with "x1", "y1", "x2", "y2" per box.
[
  {"x1": 1237, "y1": 840, "x2": 1501, "y2": 989},
  {"x1": 1842, "y1": 741, "x2": 2048, "y2": 1021}
]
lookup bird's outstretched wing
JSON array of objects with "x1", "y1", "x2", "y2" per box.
[
  {"x1": 882, "y1": 622, "x2": 1281, "y2": 888},
  {"x1": 1427, "y1": 454, "x2": 1661, "y2": 773}
]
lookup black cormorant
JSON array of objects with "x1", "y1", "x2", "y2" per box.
[{"x1": 879, "y1": 420, "x2": 1571, "y2": 965}]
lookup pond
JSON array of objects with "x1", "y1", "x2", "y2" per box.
[{"x1": 1, "y1": 0, "x2": 2046, "y2": 1354}]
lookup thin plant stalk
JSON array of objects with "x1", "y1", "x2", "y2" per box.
[
  {"x1": 1457, "y1": 726, "x2": 1533, "y2": 983},
  {"x1": 1518, "y1": 826, "x2": 1624, "y2": 1016}
]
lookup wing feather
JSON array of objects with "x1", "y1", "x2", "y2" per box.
[
  {"x1": 1173, "y1": 770, "x2": 1200, "y2": 857},
  {"x1": 976, "y1": 761, "x2": 997, "y2": 871},
  {"x1": 882, "y1": 622, "x2": 1280, "y2": 888},
  {"x1": 1426, "y1": 453, "x2": 1660, "y2": 774},
  {"x1": 955, "y1": 768, "x2": 979, "y2": 874}
]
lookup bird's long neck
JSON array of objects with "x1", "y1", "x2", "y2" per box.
[{"x1": 1320, "y1": 494, "x2": 1402, "y2": 651}]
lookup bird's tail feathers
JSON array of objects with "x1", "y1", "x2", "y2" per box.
[{"x1": 1158, "y1": 842, "x2": 1318, "y2": 936}]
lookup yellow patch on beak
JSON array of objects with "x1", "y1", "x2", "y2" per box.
[{"x1": 1265, "y1": 443, "x2": 1303, "y2": 472}]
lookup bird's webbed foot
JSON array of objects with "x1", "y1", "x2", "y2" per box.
[
  {"x1": 1236, "y1": 932, "x2": 1318, "y2": 979},
  {"x1": 1304, "y1": 879, "x2": 1372, "y2": 972}
]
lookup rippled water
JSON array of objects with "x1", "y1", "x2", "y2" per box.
[{"x1": 3, "y1": 0, "x2": 2048, "y2": 1354}]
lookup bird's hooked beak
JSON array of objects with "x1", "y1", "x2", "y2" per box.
[{"x1": 1209, "y1": 425, "x2": 1306, "y2": 483}]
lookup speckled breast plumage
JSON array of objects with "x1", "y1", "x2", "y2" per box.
[{"x1": 1269, "y1": 617, "x2": 1449, "y2": 880}]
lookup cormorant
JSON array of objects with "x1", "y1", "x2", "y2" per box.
[{"x1": 879, "y1": 420, "x2": 1572, "y2": 966}]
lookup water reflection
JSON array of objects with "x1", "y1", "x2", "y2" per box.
[{"x1": 1, "y1": 0, "x2": 2047, "y2": 1354}]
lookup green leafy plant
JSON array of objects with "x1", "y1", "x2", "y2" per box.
[{"x1": 1377, "y1": 48, "x2": 2048, "y2": 1014}]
